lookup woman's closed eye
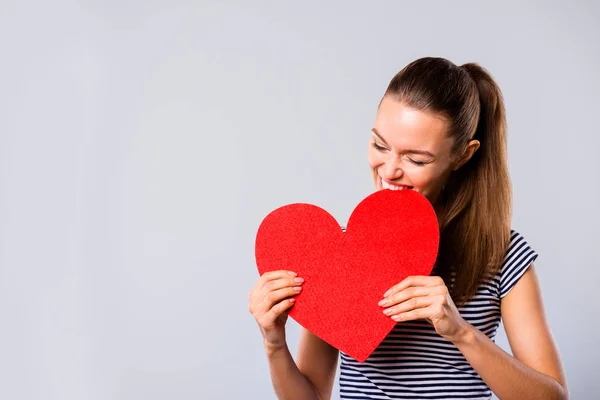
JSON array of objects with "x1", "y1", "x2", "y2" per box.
[
  {"x1": 408, "y1": 158, "x2": 428, "y2": 166},
  {"x1": 371, "y1": 142, "x2": 388, "y2": 152},
  {"x1": 372, "y1": 141, "x2": 431, "y2": 166}
]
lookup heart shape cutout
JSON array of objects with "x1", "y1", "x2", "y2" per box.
[{"x1": 255, "y1": 189, "x2": 439, "y2": 362}]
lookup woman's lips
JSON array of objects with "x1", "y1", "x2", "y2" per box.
[{"x1": 380, "y1": 176, "x2": 413, "y2": 191}]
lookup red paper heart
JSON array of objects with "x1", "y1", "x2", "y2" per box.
[{"x1": 255, "y1": 189, "x2": 439, "y2": 362}]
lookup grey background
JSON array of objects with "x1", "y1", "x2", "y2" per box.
[{"x1": 1, "y1": 1, "x2": 598, "y2": 399}]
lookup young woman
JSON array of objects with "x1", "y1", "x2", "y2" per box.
[{"x1": 248, "y1": 57, "x2": 568, "y2": 400}]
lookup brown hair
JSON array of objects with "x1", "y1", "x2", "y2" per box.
[{"x1": 383, "y1": 57, "x2": 512, "y2": 306}]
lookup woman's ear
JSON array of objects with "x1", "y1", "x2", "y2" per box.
[{"x1": 452, "y1": 140, "x2": 480, "y2": 171}]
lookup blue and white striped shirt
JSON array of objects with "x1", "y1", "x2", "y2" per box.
[{"x1": 339, "y1": 230, "x2": 538, "y2": 399}]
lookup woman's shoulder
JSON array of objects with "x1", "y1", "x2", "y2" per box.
[
  {"x1": 497, "y1": 229, "x2": 539, "y2": 298},
  {"x1": 505, "y1": 229, "x2": 537, "y2": 261}
]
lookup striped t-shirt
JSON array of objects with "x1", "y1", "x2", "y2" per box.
[{"x1": 339, "y1": 230, "x2": 538, "y2": 400}]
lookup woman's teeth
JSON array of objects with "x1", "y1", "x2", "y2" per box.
[{"x1": 381, "y1": 179, "x2": 412, "y2": 191}]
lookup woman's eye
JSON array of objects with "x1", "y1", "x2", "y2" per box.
[
  {"x1": 372, "y1": 142, "x2": 387, "y2": 151},
  {"x1": 408, "y1": 158, "x2": 427, "y2": 166},
  {"x1": 371, "y1": 142, "x2": 429, "y2": 166}
]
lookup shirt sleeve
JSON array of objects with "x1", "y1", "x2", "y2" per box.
[{"x1": 499, "y1": 230, "x2": 539, "y2": 298}]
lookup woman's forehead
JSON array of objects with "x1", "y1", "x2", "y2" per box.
[{"x1": 374, "y1": 98, "x2": 452, "y2": 151}]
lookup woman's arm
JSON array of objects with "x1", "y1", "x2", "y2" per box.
[
  {"x1": 296, "y1": 328, "x2": 339, "y2": 399},
  {"x1": 249, "y1": 270, "x2": 338, "y2": 399},
  {"x1": 453, "y1": 263, "x2": 568, "y2": 399},
  {"x1": 266, "y1": 327, "x2": 339, "y2": 400}
]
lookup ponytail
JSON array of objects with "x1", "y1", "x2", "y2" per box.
[{"x1": 438, "y1": 63, "x2": 512, "y2": 305}]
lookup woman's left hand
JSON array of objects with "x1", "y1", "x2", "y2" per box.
[{"x1": 379, "y1": 275, "x2": 472, "y2": 343}]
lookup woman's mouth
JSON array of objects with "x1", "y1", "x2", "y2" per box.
[{"x1": 380, "y1": 176, "x2": 413, "y2": 191}]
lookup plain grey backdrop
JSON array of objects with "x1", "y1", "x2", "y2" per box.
[{"x1": 1, "y1": 1, "x2": 598, "y2": 399}]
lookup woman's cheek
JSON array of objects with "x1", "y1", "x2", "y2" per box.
[
  {"x1": 367, "y1": 149, "x2": 378, "y2": 167},
  {"x1": 409, "y1": 172, "x2": 438, "y2": 197},
  {"x1": 368, "y1": 150, "x2": 386, "y2": 169}
]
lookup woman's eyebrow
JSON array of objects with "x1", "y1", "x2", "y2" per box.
[
  {"x1": 371, "y1": 128, "x2": 390, "y2": 146},
  {"x1": 371, "y1": 128, "x2": 435, "y2": 158}
]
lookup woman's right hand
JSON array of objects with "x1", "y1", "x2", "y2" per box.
[{"x1": 248, "y1": 270, "x2": 304, "y2": 350}]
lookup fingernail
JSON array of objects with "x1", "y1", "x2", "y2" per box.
[
  {"x1": 378, "y1": 299, "x2": 387, "y2": 306},
  {"x1": 294, "y1": 277, "x2": 304, "y2": 283},
  {"x1": 383, "y1": 289, "x2": 391, "y2": 297},
  {"x1": 289, "y1": 298, "x2": 295, "y2": 303},
  {"x1": 293, "y1": 286, "x2": 302, "y2": 291},
  {"x1": 383, "y1": 308, "x2": 392, "y2": 315},
  {"x1": 288, "y1": 271, "x2": 298, "y2": 276}
]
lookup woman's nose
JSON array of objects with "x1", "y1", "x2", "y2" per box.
[{"x1": 383, "y1": 158, "x2": 404, "y2": 180}]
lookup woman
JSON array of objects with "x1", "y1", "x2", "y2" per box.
[{"x1": 248, "y1": 57, "x2": 568, "y2": 399}]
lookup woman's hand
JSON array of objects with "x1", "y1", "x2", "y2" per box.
[
  {"x1": 379, "y1": 275, "x2": 471, "y2": 343},
  {"x1": 248, "y1": 270, "x2": 304, "y2": 350}
]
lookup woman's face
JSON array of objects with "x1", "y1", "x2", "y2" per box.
[{"x1": 368, "y1": 97, "x2": 471, "y2": 207}]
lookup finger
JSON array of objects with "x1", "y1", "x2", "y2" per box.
[
  {"x1": 380, "y1": 285, "x2": 444, "y2": 307},
  {"x1": 260, "y1": 276, "x2": 304, "y2": 294},
  {"x1": 252, "y1": 277, "x2": 304, "y2": 302},
  {"x1": 383, "y1": 275, "x2": 443, "y2": 297},
  {"x1": 383, "y1": 295, "x2": 433, "y2": 317},
  {"x1": 250, "y1": 270, "x2": 299, "y2": 301},
  {"x1": 260, "y1": 286, "x2": 303, "y2": 310},
  {"x1": 260, "y1": 270, "x2": 298, "y2": 283},
  {"x1": 391, "y1": 304, "x2": 436, "y2": 322},
  {"x1": 263, "y1": 298, "x2": 296, "y2": 324}
]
